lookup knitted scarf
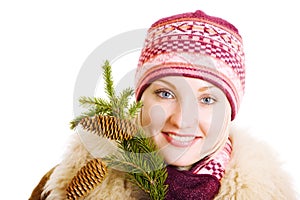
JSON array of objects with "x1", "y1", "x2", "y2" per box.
[{"x1": 165, "y1": 138, "x2": 232, "y2": 200}]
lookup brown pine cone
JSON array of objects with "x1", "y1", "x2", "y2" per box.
[
  {"x1": 66, "y1": 158, "x2": 107, "y2": 199},
  {"x1": 80, "y1": 115, "x2": 137, "y2": 141}
]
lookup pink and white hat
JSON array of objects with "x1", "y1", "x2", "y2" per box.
[{"x1": 135, "y1": 10, "x2": 245, "y2": 120}]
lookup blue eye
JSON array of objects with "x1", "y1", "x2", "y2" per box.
[
  {"x1": 200, "y1": 97, "x2": 216, "y2": 105},
  {"x1": 155, "y1": 89, "x2": 174, "y2": 99}
]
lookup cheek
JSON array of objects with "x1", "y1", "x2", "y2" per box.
[
  {"x1": 198, "y1": 107, "x2": 214, "y2": 135},
  {"x1": 200, "y1": 101, "x2": 231, "y2": 132},
  {"x1": 201, "y1": 102, "x2": 231, "y2": 152},
  {"x1": 141, "y1": 103, "x2": 167, "y2": 134}
]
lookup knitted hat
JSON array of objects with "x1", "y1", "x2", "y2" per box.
[{"x1": 135, "y1": 10, "x2": 245, "y2": 120}]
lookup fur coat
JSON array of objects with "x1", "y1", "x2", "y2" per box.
[{"x1": 30, "y1": 129, "x2": 298, "y2": 200}]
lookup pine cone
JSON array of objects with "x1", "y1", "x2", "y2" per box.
[
  {"x1": 80, "y1": 115, "x2": 137, "y2": 140},
  {"x1": 66, "y1": 158, "x2": 108, "y2": 199}
]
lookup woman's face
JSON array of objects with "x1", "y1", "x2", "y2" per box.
[{"x1": 140, "y1": 76, "x2": 231, "y2": 167}]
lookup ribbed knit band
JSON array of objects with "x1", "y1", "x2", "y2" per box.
[{"x1": 135, "y1": 10, "x2": 245, "y2": 120}]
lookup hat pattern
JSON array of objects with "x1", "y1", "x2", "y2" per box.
[{"x1": 135, "y1": 10, "x2": 245, "y2": 120}]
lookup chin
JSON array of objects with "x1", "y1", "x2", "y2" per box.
[
  {"x1": 159, "y1": 148, "x2": 202, "y2": 167},
  {"x1": 164, "y1": 157, "x2": 198, "y2": 167}
]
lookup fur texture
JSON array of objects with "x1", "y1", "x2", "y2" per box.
[
  {"x1": 31, "y1": 129, "x2": 298, "y2": 199},
  {"x1": 215, "y1": 129, "x2": 297, "y2": 199},
  {"x1": 41, "y1": 133, "x2": 147, "y2": 200}
]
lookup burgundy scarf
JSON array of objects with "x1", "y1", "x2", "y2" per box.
[{"x1": 165, "y1": 139, "x2": 232, "y2": 200}]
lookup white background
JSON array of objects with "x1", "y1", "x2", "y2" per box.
[{"x1": 1, "y1": 0, "x2": 299, "y2": 199}]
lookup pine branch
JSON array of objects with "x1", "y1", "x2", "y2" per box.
[
  {"x1": 117, "y1": 87, "x2": 134, "y2": 108},
  {"x1": 79, "y1": 96, "x2": 111, "y2": 109},
  {"x1": 102, "y1": 60, "x2": 116, "y2": 102},
  {"x1": 104, "y1": 131, "x2": 168, "y2": 200},
  {"x1": 69, "y1": 60, "x2": 168, "y2": 199},
  {"x1": 70, "y1": 97, "x2": 112, "y2": 130},
  {"x1": 116, "y1": 87, "x2": 134, "y2": 119},
  {"x1": 128, "y1": 101, "x2": 143, "y2": 119}
]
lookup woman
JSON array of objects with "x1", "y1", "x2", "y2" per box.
[{"x1": 30, "y1": 10, "x2": 297, "y2": 200}]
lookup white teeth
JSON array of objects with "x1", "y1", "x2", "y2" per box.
[{"x1": 168, "y1": 134, "x2": 195, "y2": 142}]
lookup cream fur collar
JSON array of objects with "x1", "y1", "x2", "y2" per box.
[{"x1": 43, "y1": 129, "x2": 297, "y2": 200}]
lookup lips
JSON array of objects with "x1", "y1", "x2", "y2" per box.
[{"x1": 162, "y1": 131, "x2": 202, "y2": 148}]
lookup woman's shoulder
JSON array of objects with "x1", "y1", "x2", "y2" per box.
[{"x1": 216, "y1": 128, "x2": 297, "y2": 200}]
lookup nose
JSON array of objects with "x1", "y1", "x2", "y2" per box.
[{"x1": 169, "y1": 97, "x2": 199, "y2": 131}]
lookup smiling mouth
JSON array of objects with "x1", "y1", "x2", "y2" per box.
[
  {"x1": 162, "y1": 132, "x2": 202, "y2": 147},
  {"x1": 168, "y1": 134, "x2": 195, "y2": 142}
]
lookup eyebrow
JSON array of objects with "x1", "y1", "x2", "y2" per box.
[
  {"x1": 198, "y1": 86, "x2": 215, "y2": 92},
  {"x1": 154, "y1": 79, "x2": 216, "y2": 92},
  {"x1": 153, "y1": 79, "x2": 176, "y2": 90}
]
